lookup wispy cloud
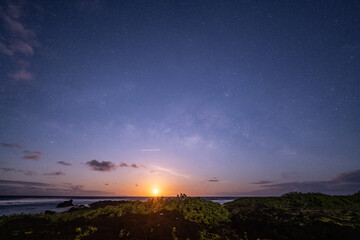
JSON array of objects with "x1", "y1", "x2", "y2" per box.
[
  {"x1": 23, "y1": 150, "x2": 42, "y2": 155},
  {"x1": 153, "y1": 165, "x2": 190, "y2": 179},
  {"x1": 22, "y1": 155, "x2": 41, "y2": 160},
  {"x1": 10, "y1": 40, "x2": 35, "y2": 55},
  {"x1": 24, "y1": 171, "x2": 37, "y2": 176},
  {"x1": 332, "y1": 169, "x2": 360, "y2": 183},
  {"x1": 9, "y1": 68, "x2": 34, "y2": 82},
  {"x1": 241, "y1": 169, "x2": 360, "y2": 196},
  {"x1": 0, "y1": 179, "x2": 113, "y2": 196},
  {"x1": 141, "y1": 148, "x2": 161, "y2": 152},
  {"x1": 57, "y1": 161, "x2": 72, "y2": 166},
  {"x1": 130, "y1": 164, "x2": 139, "y2": 168},
  {"x1": 0, "y1": 167, "x2": 37, "y2": 176},
  {"x1": 86, "y1": 160, "x2": 117, "y2": 172},
  {"x1": 119, "y1": 162, "x2": 142, "y2": 169},
  {"x1": 184, "y1": 135, "x2": 202, "y2": 146},
  {"x1": 251, "y1": 180, "x2": 274, "y2": 185},
  {"x1": 69, "y1": 185, "x2": 83, "y2": 191},
  {"x1": 208, "y1": 178, "x2": 220, "y2": 182},
  {"x1": 119, "y1": 162, "x2": 128, "y2": 167},
  {"x1": 0, "y1": 41, "x2": 13, "y2": 56},
  {"x1": 0, "y1": 179, "x2": 51, "y2": 187},
  {"x1": 0, "y1": 2, "x2": 39, "y2": 83},
  {"x1": 22, "y1": 150, "x2": 43, "y2": 160},
  {"x1": 1, "y1": 143, "x2": 22, "y2": 148},
  {"x1": 0, "y1": 167, "x2": 17, "y2": 172},
  {"x1": 2, "y1": 13, "x2": 35, "y2": 39},
  {"x1": 44, "y1": 171, "x2": 65, "y2": 176}
]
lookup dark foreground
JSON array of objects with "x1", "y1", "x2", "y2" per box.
[{"x1": 0, "y1": 192, "x2": 359, "y2": 240}]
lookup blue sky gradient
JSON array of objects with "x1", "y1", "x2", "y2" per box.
[{"x1": 0, "y1": 0, "x2": 359, "y2": 196}]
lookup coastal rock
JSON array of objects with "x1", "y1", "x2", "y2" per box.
[
  {"x1": 56, "y1": 199, "x2": 74, "y2": 208},
  {"x1": 67, "y1": 204, "x2": 89, "y2": 212}
]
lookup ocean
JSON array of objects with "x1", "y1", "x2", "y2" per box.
[{"x1": 0, "y1": 196, "x2": 238, "y2": 216}]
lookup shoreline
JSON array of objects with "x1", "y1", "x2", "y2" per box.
[{"x1": 0, "y1": 196, "x2": 237, "y2": 216}]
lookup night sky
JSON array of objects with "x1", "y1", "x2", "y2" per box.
[{"x1": 0, "y1": 0, "x2": 359, "y2": 196}]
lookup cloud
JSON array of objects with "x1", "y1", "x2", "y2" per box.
[
  {"x1": 0, "y1": 179, "x2": 52, "y2": 187},
  {"x1": 0, "y1": 167, "x2": 37, "y2": 176},
  {"x1": 86, "y1": 160, "x2": 117, "y2": 171},
  {"x1": 24, "y1": 171, "x2": 36, "y2": 176},
  {"x1": 242, "y1": 169, "x2": 360, "y2": 196},
  {"x1": 0, "y1": 41, "x2": 13, "y2": 55},
  {"x1": 0, "y1": 167, "x2": 17, "y2": 172},
  {"x1": 119, "y1": 162, "x2": 128, "y2": 167},
  {"x1": 119, "y1": 162, "x2": 142, "y2": 168},
  {"x1": 23, "y1": 150, "x2": 43, "y2": 155},
  {"x1": 215, "y1": 170, "x2": 360, "y2": 197},
  {"x1": 179, "y1": 133, "x2": 215, "y2": 149},
  {"x1": 141, "y1": 148, "x2": 161, "y2": 152},
  {"x1": 22, "y1": 150, "x2": 43, "y2": 160},
  {"x1": 184, "y1": 135, "x2": 202, "y2": 146},
  {"x1": 0, "y1": 179, "x2": 113, "y2": 196},
  {"x1": 9, "y1": 68, "x2": 34, "y2": 82},
  {"x1": 69, "y1": 185, "x2": 83, "y2": 191},
  {"x1": 10, "y1": 40, "x2": 34, "y2": 55},
  {"x1": 251, "y1": 180, "x2": 273, "y2": 185},
  {"x1": 153, "y1": 165, "x2": 190, "y2": 179},
  {"x1": 208, "y1": 178, "x2": 220, "y2": 182},
  {"x1": 44, "y1": 171, "x2": 65, "y2": 176},
  {"x1": 0, "y1": 2, "x2": 39, "y2": 82},
  {"x1": 57, "y1": 161, "x2": 72, "y2": 166},
  {"x1": 22, "y1": 155, "x2": 41, "y2": 160},
  {"x1": 131, "y1": 164, "x2": 139, "y2": 168},
  {"x1": 1, "y1": 13, "x2": 35, "y2": 38},
  {"x1": 333, "y1": 169, "x2": 360, "y2": 183},
  {"x1": 1, "y1": 143, "x2": 22, "y2": 148},
  {"x1": 123, "y1": 123, "x2": 137, "y2": 135}
]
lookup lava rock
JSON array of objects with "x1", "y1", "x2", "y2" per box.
[
  {"x1": 56, "y1": 199, "x2": 74, "y2": 208},
  {"x1": 67, "y1": 204, "x2": 89, "y2": 212}
]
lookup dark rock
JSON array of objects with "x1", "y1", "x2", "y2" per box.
[
  {"x1": 67, "y1": 204, "x2": 89, "y2": 212},
  {"x1": 56, "y1": 199, "x2": 74, "y2": 208}
]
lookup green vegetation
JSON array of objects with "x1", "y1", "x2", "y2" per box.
[
  {"x1": 225, "y1": 192, "x2": 360, "y2": 211},
  {"x1": 172, "y1": 227, "x2": 179, "y2": 240},
  {"x1": 74, "y1": 226, "x2": 97, "y2": 240},
  {"x1": 199, "y1": 229, "x2": 221, "y2": 240},
  {"x1": 33, "y1": 196, "x2": 229, "y2": 226},
  {"x1": 0, "y1": 195, "x2": 231, "y2": 239},
  {"x1": 1, "y1": 192, "x2": 360, "y2": 239},
  {"x1": 224, "y1": 192, "x2": 360, "y2": 239},
  {"x1": 225, "y1": 192, "x2": 360, "y2": 227}
]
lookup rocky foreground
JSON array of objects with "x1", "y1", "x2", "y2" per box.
[{"x1": 0, "y1": 192, "x2": 359, "y2": 240}]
